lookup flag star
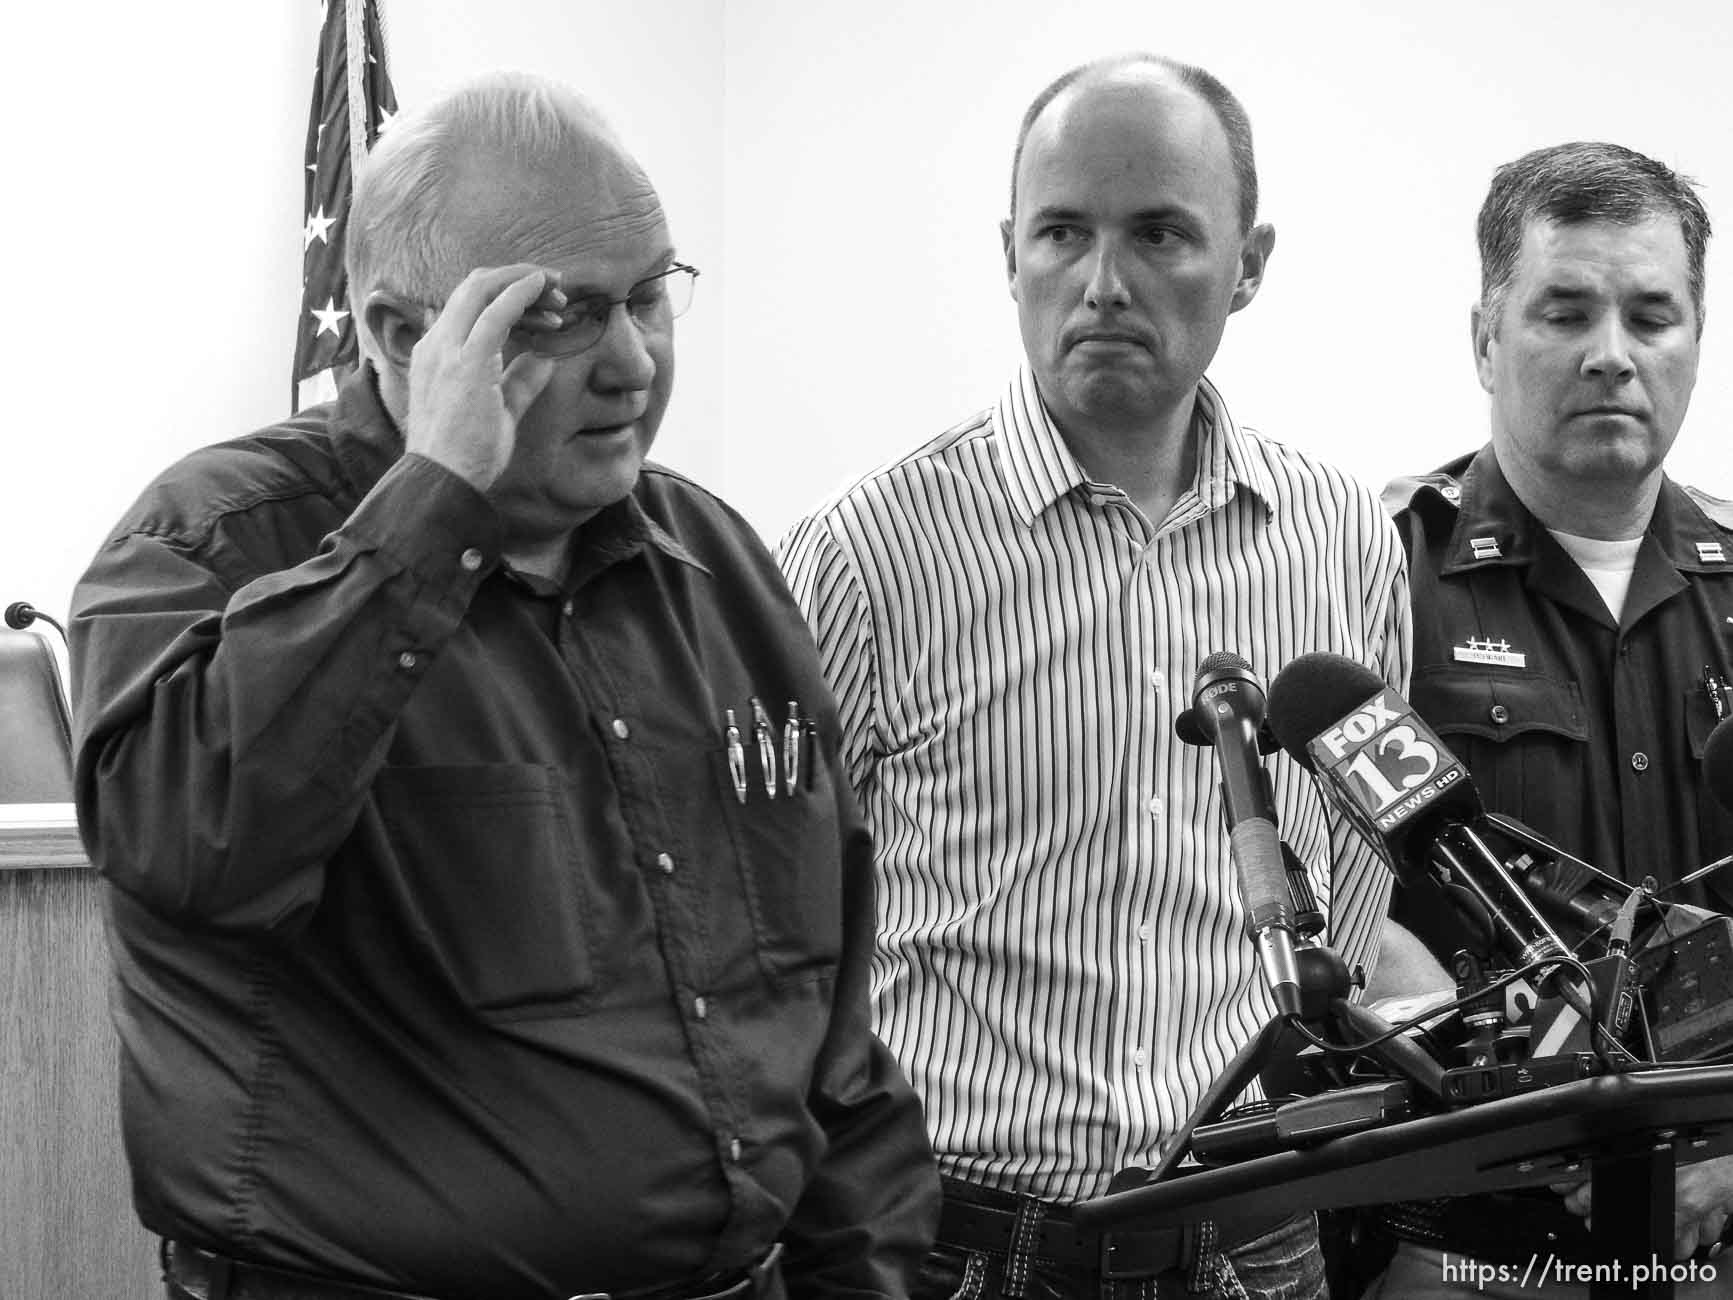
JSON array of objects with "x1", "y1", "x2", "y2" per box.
[
  {"x1": 303, "y1": 205, "x2": 337, "y2": 250},
  {"x1": 311, "y1": 298, "x2": 350, "y2": 337}
]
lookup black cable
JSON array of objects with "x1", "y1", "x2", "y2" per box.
[{"x1": 1283, "y1": 954, "x2": 1603, "y2": 1056}]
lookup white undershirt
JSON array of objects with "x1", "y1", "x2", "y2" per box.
[{"x1": 1548, "y1": 528, "x2": 1643, "y2": 621}]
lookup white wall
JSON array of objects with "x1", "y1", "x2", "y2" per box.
[
  {"x1": 722, "y1": 0, "x2": 1733, "y2": 544},
  {"x1": 7, "y1": 0, "x2": 1730, "y2": 629},
  {"x1": 0, "y1": 1, "x2": 724, "y2": 628}
]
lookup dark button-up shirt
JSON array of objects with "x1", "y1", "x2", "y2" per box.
[
  {"x1": 70, "y1": 369, "x2": 938, "y2": 1299},
  {"x1": 1386, "y1": 445, "x2": 1733, "y2": 960}
]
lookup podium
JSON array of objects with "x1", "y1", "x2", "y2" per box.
[
  {"x1": 1, "y1": 833, "x2": 158, "y2": 1298},
  {"x1": 2, "y1": 625, "x2": 156, "y2": 1297},
  {"x1": 1077, "y1": 1066, "x2": 1733, "y2": 1298}
]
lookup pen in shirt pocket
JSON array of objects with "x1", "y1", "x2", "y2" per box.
[
  {"x1": 724, "y1": 708, "x2": 748, "y2": 803},
  {"x1": 750, "y1": 697, "x2": 778, "y2": 799},
  {"x1": 783, "y1": 700, "x2": 802, "y2": 796},
  {"x1": 1705, "y1": 665, "x2": 1728, "y2": 721}
]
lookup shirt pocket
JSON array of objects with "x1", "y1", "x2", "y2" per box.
[
  {"x1": 1685, "y1": 683, "x2": 1727, "y2": 762},
  {"x1": 1683, "y1": 686, "x2": 1733, "y2": 885},
  {"x1": 373, "y1": 763, "x2": 597, "y2": 1014},
  {"x1": 710, "y1": 749, "x2": 844, "y2": 984},
  {"x1": 1410, "y1": 666, "x2": 1590, "y2": 824}
]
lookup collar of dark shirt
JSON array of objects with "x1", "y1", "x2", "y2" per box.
[
  {"x1": 1427, "y1": 446, "x2": 1731, "y2": 580},
  {"x1": 325, "y1": 363, "x2": 705, "y2": 591}
]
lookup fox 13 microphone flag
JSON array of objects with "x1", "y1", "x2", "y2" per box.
[{"x1": 292, "y1": 0, "x2": 398, "y2": 413}]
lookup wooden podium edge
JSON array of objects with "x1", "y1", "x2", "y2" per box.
[{"x1": 0, "y1": 811, "x2": 88, "y2": 870}]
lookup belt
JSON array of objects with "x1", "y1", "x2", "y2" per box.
[
  {"x1": 163, "y1": 1240, "x2": 783, "y2": 1300},
  {"x1": 937, "y1": 1177, "x2": 1292, "y2": 1281},
  {"x1": 1376, "y1": 1193, "x2": 1598, "y2": 1266}
]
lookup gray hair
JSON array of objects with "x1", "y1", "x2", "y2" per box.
[
  {"x1": 1008, "y1": 52, "x2": 1259, "y2": 234},
  {"x1": 1478, "y1": 141, "x2": 1712, "y2": 334},
  {"x1": 346, "y1": 70, "x2": 622, "y2": 341}
]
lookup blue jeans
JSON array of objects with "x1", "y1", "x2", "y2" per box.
[{"x1": 911, "y1": 1212, "x2": 1326, "y2": 1300}]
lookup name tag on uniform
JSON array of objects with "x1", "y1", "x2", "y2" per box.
[{"x1": 1453, "y1": 637, "x2": 1527, "y2": 669}]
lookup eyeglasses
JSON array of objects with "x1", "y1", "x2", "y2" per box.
[{"x1": 516, "y1": 262, "x2": 700, "y2": 358}]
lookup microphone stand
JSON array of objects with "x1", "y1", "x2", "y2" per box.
[
  {"x1": 1080, "y1": 828, "x2": 1733, "y2": 1297},
  {"x1": 1104, "y1": 845, "x2": 1448, "y2": 1197}
]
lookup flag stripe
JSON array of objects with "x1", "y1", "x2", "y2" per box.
[{"x1": 292, "y1": 0, "x2": 397, "y2": 411}]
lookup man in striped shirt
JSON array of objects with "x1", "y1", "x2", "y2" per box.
[{"x1": 778, "y1": 53, "x2": 1409, "y2": 1299}]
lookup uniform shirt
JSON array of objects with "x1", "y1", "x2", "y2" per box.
[
  {"x1": 1388, "y1": 446, "x2": 1733, "y2": 962},
  {"x1": 776, "y1": 368, "x2": 1411, "y2": 1201},
  {"x1": 70, "y1": 367, "x2": 939, "y2": 1300}
]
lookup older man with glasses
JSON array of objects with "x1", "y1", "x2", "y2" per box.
[{"x1": 69, "y1": 70, "x2": 937, "y2": 1300}]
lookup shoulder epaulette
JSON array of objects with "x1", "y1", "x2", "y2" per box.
[
  {"x1": 1684, "y1": 484, "x2": 1733, "y2": 533},
  {"x1": 1381, "y1": 470, "x2": 1461, "y2": 519}
]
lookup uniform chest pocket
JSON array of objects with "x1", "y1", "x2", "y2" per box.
[
  {"x1": 710, "y1": 749, "x2": 844, "y2": 984},
  {"x1": 1412, "y1": 666, "x2": 1589, "y2": 745},
  {"x1": 1683, "y1": 687, "x2": 1733, "y2": 901},
  {"x1": 1412, "y1": 667, "x2": 1590, "y2": 839},
  {"x1": 373, "y1": 763, "x2": 598, "y2": 1015}
]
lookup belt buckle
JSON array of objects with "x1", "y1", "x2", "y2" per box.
[
  {"x1": 706, "y1": 1242, "x2": 781, "y2": 1300},
  {"x1": 572, "y1": 1242, "x2": 782, "y2": 1300},
  {"x1": 1098, "y1": 1226, "x2": 1182, "y2": 1281}
]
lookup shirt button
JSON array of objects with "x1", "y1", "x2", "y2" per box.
[
  {"x1": 1148, "y1": 797, "x2": 1164, "y2": 818},
  {"x1": 459, "y1": 547, "x2": 484, "y2": 572},
  {"x1": 1149, "y1": 669, "x2": 1166, "y2": 691},
  {"x1": 656, "y1": 852, "x2": 675, "y2": 875},
  {"x1": 1632, "y1": 752, "x2": 1650, "y2": 772},
  {"x1": 562, "y1": 599, "x2": 574, "y2": 617},
  {"x1": 1489, "y1": 704, "x2": 1510, "y2": 725},
  {"x1": 729, "y1": 1137, "x2": 743, "y2": 1162},
  {"x1": 693, "y1": 996, "x2": 708, "y2": 1020},
  {"x1": 1133, "y1": 1048, "x2": 1148, "y2": 1068},
  {"x1": 396, "y1": 651, "x2": 418, "y2": 671},
  {"x1": 1138, "y1": 923, "x2": 1152, "y2": 942},
  {"x1": 612, "y1": 718, "x2": 630, "y2": 740}
]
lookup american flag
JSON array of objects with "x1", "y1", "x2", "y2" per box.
[{"x1": 292, "y1": 0, "x2": 398, "y2": 412}]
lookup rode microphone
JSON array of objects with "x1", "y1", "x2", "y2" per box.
[
  {"x1": 1181, "y1": 652, "x2": 1303, "y2": 1018},
  {"x1": 1266, "y1": 653, "x2": 1571, "y2": 970}
]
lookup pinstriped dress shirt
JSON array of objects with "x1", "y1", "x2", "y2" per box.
[{"x1": 777, "y1": 368, "x2": 1412, "y2": 1201}]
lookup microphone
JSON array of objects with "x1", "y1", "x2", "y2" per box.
[
  {"x1": 4, "y1": 600, "x2": 67, "y2": 643},
  {"x1": 1182, "y1": 651, "x2": 1303, "y2": 1018},
  {"x1": 1266, "y1": 653, "x2": 1571, "y2": 970}
]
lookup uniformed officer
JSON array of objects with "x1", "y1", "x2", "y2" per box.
[{"x1": 1359, "y1": 142, "x2": 1733, "y2": 1299}]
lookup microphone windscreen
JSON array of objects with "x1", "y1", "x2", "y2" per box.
[
  {"x1": 1704, "y1": 716, "x2": 1733, "y2": 813},
  {"x1": 1265, "y1": 652, "x2": 1387, "y2": 769},
  {"x1": 1197, "y1": 649, "x2": 1254, "y2": 678},
  {"x1": 1174, "y1": 708, "x2": 1208, "y2": 747}
]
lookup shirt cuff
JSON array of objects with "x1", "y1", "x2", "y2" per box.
[{"x1": 344, "y1": 452, "x2": 505, "y2": 591}]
